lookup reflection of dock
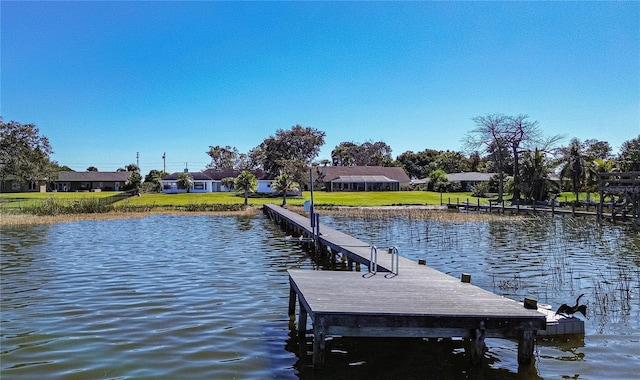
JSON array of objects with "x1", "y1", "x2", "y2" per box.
[{"x1": 263, "y1": 204, "x2": 546, "y2": 368}]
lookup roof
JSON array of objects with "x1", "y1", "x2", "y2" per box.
[
  {"x1": 202, "y1": 168, "x2": 272, "y2": 180},
  {"x1": 332, "y1": 175, "x2": 397, "y2": 183},
  {"x1": 162, "y1": 169, "x2": 273, "y2": 181},
  {"x1": 446, "y1": 172, "x2": 496, "y2": 182},
  {"x1": 318, "y1": 166, "x2": 411, "y2": 183},
  {"x1": 162, "y1": 171, "x2": 216, "y2": 181},
  {"x1": 57, "y1": 171, "x2": 132, "y2": 182}
]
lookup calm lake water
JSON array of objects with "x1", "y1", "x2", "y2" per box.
[{"x1": 1, "y1": 212, "x2": 638, "y2": 379}]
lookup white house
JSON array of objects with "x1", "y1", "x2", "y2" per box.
[{"x1": 161, "y1": 168, "x2": 275, "y2": 194}]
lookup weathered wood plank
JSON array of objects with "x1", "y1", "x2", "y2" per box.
[{"x1": 270, "y1": 204, "x2": 546, "y2": 368}]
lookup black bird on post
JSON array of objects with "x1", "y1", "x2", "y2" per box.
[{"x1": 556, "y1": 294, "x2": 587, "y2": 317}]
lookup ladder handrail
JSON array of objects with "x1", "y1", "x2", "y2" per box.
[
  {"x1": 369, "y1": 245, "x2": 378, "y2": 274},
  {"x1": 388, "y1": 246, "x2": 399, "y2": 276}
]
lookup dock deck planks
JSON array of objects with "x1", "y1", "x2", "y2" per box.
[{"x1": 264, "y1": 204, "x2": 547, "y2": 368}]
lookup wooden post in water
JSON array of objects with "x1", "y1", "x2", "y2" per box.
[
  {"x1": 471, "y1": 321, "x2": 486, "y2": 365},
  {"x1": 297, "y1": 302, "x2": 308, "y2": 358},
  {"x1": 517, "y1": 330, "x2": 535, "y2": 365},
  {"x1": 312, "y1": 318, "x2": 326, "y2": 368},
  {"x1": 288, "y1": 285, "x2": 297, "y2": 329}
]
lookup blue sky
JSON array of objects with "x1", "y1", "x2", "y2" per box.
[{"x1": 2, "y1": 1, "x2": 639, "y2": 175}]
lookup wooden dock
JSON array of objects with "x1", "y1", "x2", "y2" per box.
[{"x1": 263, "y1": 204, "x2": 546, "y2": 368}]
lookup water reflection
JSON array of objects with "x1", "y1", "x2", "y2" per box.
[{"x1": 1, "y1": 213, "x2": 638, "y2": 379}]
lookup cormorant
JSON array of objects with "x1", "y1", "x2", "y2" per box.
[{"x1": 555, "y1": 293, "x2": 587, "y2": 317}]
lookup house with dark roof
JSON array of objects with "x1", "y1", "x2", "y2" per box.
[
  {"x1": 54, "y1": 171, "x2": 132, "y2": 192},
  {"x1": 161, "y1": 168, "x2": 275, "y2": 194},
  {"x1": 315, "y1": 166, "x2": 411, "y2": 192}
]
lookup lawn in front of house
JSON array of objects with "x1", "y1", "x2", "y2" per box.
[
  {"x1": 0, "y1": 190, "x2": 600, "y2": 213},
  {"x1": 119, "y1": 191, "x2": 479, "y2": 208}
]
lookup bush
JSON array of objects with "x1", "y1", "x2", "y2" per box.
[{"x1": 472, "y1": 182, "x2": 490, "y2": 197}]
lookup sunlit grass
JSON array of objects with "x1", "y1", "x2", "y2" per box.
[
  {"x1": 0, "y1": 190, "x2": 602, "y2": 214},
  {"x1": 118, "y1": 191, "x2": 478, "y2": 208}
]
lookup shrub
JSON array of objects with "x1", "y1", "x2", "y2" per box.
[{"x1": 472, "y1": 182, "x2": 490, "y2": 197}]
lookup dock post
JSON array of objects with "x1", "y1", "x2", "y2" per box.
[
  {"x1": 288, "y1": 284, "x2": 297, "y2": 329},
  {"x1": 312, "y1": 318, "x2": 326, "y2": 368},
  {"x1": 297, "y1": 304, "x2": 308, "y2": 359},
  {"x1": 517, "y1": 329, "x2": 535, "y2": 365},
  {"x1": 470, "y1": 321, "x2": 485, "y2": 365},
  {"x1": 297, "y1": 300, "x2": 307, "y2": 340}
]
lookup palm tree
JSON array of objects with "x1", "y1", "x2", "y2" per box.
[
  {"x1": 177, "y1": 172, "x2": 193, "y2": 193},
  {"x1": 221, "y1": 177, "x2": 235, "y2": 192},
  {"x1": 559, "y1": 138, "x2": 588, "y2": 205},
  {"x1": 585, "y1": 158, "x2": 616, "y2": 193},
  {"x1": 520, "y1": 148, "x2": 558, "y2": 202},
  {"x1": 234, "y1": 170, "x2": 257, "y2": 206},
  {"x1": 271, "y1": 172, "x2": 300, "y2": 206}
]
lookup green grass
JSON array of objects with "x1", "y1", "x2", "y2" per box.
[
  {"x1": 0, "y1": 190, "x2": 603, "y2": 214},
  {"x1": 119, "y1": 191, "x2": 468, "y2": 208},
  {"x1": 0, "y1": 191, "x2": 116, "y2": 210}
]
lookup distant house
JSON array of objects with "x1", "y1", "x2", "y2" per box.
[
  {"x1": 315, "y1": 166, "x2": 411, "y2": 192},
  {"x1": 161, "y1": 168, "x2": 276, "y2": 194},
  {"x1": 0, "y1": 176, "x2": 47, "y2": 193},
  {"x1": 54, "y1": 171, "x2": 132, "y2": 192},
  {"x1": 445, "y1": 172, "x2": 497, "y2": 191}
]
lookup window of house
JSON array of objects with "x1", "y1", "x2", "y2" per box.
[{"x1": 194, "y1": 182, "x2": 204, "y2": 190}]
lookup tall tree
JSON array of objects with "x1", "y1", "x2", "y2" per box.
[
  {"x1": 124, "y1": 171, "x2": 143, "y2": 194},
  {"x1": 86, "y1": 166, "x2": 99, "y2": 172},
  {"x1": 464, "y1": 114, "x2": 510, "y2": 201},
  {"x1": 520, "y1": 148, "x2": 558, "y2": 202},
  {"x1": 0, "y1": 118, "x2": 57, "y2": 186},
  {"x1": 465, "y1": 113, "x2": 558, "y2": 203},
  {"x1": 559, "y1": 138, "x2": 588, "y2": 204},
  {"x1": 125, "y1": 163, "x2": 140, "y2": 172},
  {"x1": 234, "y1": 170, "x2": 257, "y2": 206},
  {"x1": 144, "y1": 169, "x2": 169, "y2": 193},
  {"x1": 617, "y1": 135, "x2": 640, "y2": 171},
  {"x1": 331, "y1": 142, "x2": 360, "y2": 166},
  {"x1": 582, "y1": 139, "x2": 612, "y2": 161},
  {"x1": 331, "y1": 140, "x2": 393, "y2": 166},
  {"x1": 504, "y1": 114, "x2": 543, "y2": 202},
  {"x1": 396, "y1": 149, "x2": 441, "y2": 179},
  {"x1": 255, "y1": 125, "x2": 325, "y2": 182},
  {"x1": 270, "y1": 172, "x2": 300, "y2": 206},
  {"x1": 430, "y1": 151, "x2": 470, "y2": 173},
  {"x1": 206, "y1": 145, "x2": 239, "y2": 169}
]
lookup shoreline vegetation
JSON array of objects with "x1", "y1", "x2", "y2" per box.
[{"x1": 0, "y1": 190, "x2": 592, "y2": 226}]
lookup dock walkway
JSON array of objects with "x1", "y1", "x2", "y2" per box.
[{"x1": 264, "y1": 204, "x2": 547, "y2": 368}]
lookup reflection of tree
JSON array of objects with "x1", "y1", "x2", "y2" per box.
[{"x1": 235, "y1": 216, "x2": 254, "y2": 231}]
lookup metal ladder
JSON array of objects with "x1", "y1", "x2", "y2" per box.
[
  {"x1": 386, "y1": 246, "x2": 399, "y2": 277},
  {"x1": 369, "y1": 245, "x2": 378, "y2": 274}
]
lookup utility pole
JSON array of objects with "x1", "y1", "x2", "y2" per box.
[
  {"x1": 162, "y1": 152, "x2": 166, "y2": 173},
  {"x1": 136, "y1": 152, "x2": 139, "y2": 168}
]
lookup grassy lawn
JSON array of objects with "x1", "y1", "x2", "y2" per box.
[
  {"x1": 119, "y1": 190, "x2": 484, "y2": 208},
  {"x1": 0, "y1": 191, "x2": 116, "y2": 210},
  {"x1": 0, "y1": 190, "x2": 600, "y2": 213}
]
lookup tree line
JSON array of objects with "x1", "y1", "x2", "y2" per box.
[{"x1": 1, "y1": 116, "x2": 638, "y2": 203}]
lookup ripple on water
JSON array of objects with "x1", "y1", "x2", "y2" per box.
[{"x1": 1, "y1": 214, "x2": 638, "y2": 379}]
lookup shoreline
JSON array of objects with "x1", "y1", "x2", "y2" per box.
[
  {"x1": 1, "y1": 204, "x2": 522, "y2": 227},
  {"x1": 0, "y1": 208, "x2": 262, "y2": 227}
]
